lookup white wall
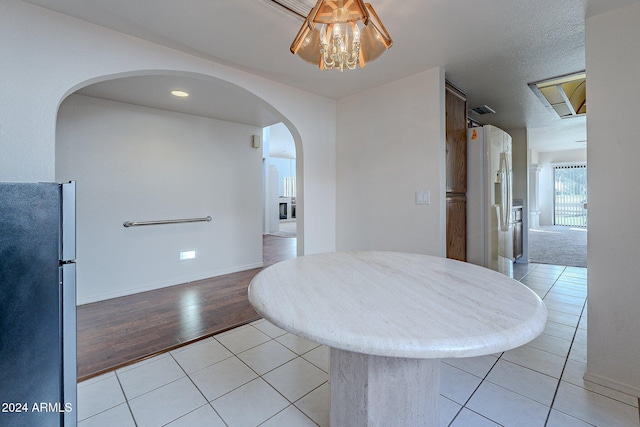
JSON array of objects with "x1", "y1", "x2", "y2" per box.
[
  {"x1": 56, "y1": 95, "x2": 262, "y2": 303},
  {"x1": 585, "y1": 1, "x2": 640, "y2": 397},
  {"x1": 505, "y1": 128, "x2": 529, "y2": 262},
  {"x1": 535, "y1": 149, "x2": 587, "y2": 226},
  {"x1": 336, "y1": 68, "x2": 446, "y2": 255},
  {"x1": 0, "y1": 0, "x2": 336, "y2": 257}
]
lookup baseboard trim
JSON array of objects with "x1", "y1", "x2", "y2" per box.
[
  {"x1": 584, "y1": 371, "x2": 640, "y2": 398},
  {"x1": 77, "y1": 261, "x2": 264, "y2": 305}
]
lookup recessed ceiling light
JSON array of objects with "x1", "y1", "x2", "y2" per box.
[{"x1": 171, "y1": 90, "x2": 189, "y2": 97}]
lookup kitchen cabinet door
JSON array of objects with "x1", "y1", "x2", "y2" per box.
[
  {"x1": 446, "y1": 84, "x2": 467, "y2": 193},
  {"x1": 447, "y1": 194, "x2": 467, "y2": 261}
]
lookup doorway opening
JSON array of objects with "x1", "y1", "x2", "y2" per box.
[
  {"x1": 528, "y1": 155, "x2": 587, "y2": 268},
  {"x1": 56, "y1": 72, "x2": 306, "y2": 378},
  {"x1": 264, "y1": 123, "x2": 297, "y2": 239},
  {"x1": 554, "y1": 164, "x2": 587, "y2": 227}
]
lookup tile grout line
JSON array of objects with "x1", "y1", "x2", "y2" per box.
[
  {"x1": 542, "y1": 272, "x2": 587, "y2": 427},
  {"x1": 248, "y1": 328, "x2": 325, "y2": 426},
  {"x1": 447, "y1": 352, "x2": 503, "y2": 426},
  {"x1": 256, "y1": 381, "x2": 324, "y2": 427},
  {"x1": 114, "y1": 370, "x2": 140, "y2": 427},
  {"x1": 447, "y1": 263, "x2": 544, "y2": 426},
  {"x1": 449, "y1": 264, "x2": 565, "y2": 427},
  {"x1": 185, "y1": 326, "x2": 270, "y2": 424},
  {"x1": 197, "y1": 324, "x2": 324, "y2": 426},
  {"x1": 167, "y1": 351, "x2": 230, "y2": 427},
  {"x1": 244, "y1": 323, "x2": 325, "y2": 426},
  {"x1": 188, "y1": 323, "x2": 322, "y2": 424},
  {"x1": 110, "y1": 328, "x2": 266, "y2": 427}
]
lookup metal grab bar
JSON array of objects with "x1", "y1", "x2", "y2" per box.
[{"x1": 123, "y1": 216, "x2": 212, "y2": 228}]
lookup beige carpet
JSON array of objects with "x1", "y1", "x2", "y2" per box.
[{"x1": 528, "y1": 226, "x2": 587, "y2": 268}]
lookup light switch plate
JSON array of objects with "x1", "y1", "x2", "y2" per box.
[{"x1": 416, "y1": 191, "x2": 430, "y2": 205}]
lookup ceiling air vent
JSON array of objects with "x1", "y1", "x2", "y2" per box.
[
  {"x1": 529, "y1": 72, "x2": 586, "y2": 119},
  {"x1": 470, "y1": 105, "x2": 496, "y2": 115}
]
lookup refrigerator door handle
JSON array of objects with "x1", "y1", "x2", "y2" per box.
[
  {"x1": 499, "y1": 154, "x2": 511, "y2": 231},
  {"x1": 61, "y1": 181, "x2": 76, "y2": 262},
  {"x1": 505, "y1": 155, "x2": 513, "y2": 226}
]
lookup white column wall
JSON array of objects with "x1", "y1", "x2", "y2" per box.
[
  {"x1": 585, "y1": 1, "x2": 640, "y2": 397},
  {"x1": 528, "y1": 165, "x2": 541, "y2": 229},
  {"x1": 336, "y1": 68, "x2": 446, "y2": 256},
  {"x1": 505, "y1": 128, "x2": 529, "y2": 263}
]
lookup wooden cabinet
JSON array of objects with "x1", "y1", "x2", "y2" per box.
[
  {"x1": 445, "y1": 82, "x2": 468, "y2": 261},
  {"x1": 446, "y1": 84, "x2": 467, "y2": 193},
  {"x1": 513, "y1": 207, "x2": 523, "y2": 260},
  {"x1": 446, "y1": 194, "x2": 467, "y2": 261}
]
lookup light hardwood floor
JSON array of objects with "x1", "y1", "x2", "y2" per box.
[{"x1": 77, "y1": 235, "x2": 296, "y2": 381}]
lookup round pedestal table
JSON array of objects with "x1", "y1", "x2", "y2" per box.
[{"x1": 248, "y1": 251, "x2": 547, "y2": 426}]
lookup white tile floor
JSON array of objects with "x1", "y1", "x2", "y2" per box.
[{"x1": 78, "y1": 264, "x2": 640, "y2": 427}]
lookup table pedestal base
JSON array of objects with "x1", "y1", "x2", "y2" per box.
[{"x1": 330, "y1": 348, "x2": 440, "y2": 427}]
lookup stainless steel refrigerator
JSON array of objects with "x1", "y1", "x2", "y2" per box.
[{"x1": 0, "y1": 182, "x2": 76, "y2": 427}]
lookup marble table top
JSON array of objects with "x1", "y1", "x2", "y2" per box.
[{"x1": 248, "y1": 251, "x2": 547, "y2": 359}]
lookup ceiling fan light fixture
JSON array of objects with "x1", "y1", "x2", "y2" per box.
[{"x1": 290, "y1": 0, "x2": 392, "y2": 71}]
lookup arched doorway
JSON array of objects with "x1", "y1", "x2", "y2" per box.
[
  {"x1": 55, "y1": 71, "x2": 305, "y2": 379},
  {"x1": 57, "y1": 72, "x2": 304, "y2": 303}
]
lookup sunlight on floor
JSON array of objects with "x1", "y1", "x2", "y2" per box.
[{"x1": 530, "y1": 228, "x2": 588, "y2": 234}]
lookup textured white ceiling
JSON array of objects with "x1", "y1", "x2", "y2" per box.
[{"x1": 25, "y1": 0, "x2": 640, "y2": 151}]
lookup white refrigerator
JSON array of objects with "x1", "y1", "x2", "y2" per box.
[{"x1": 467, "y1": 125, "x2": 514, "y2": 273}]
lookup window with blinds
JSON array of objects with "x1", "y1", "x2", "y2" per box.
[
  {"x1": 283, "y1": 176, "x2": 296, "y2": 198},
  {"x1": 554, "y1": 164, "x2": 587, "y2": 227}
]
